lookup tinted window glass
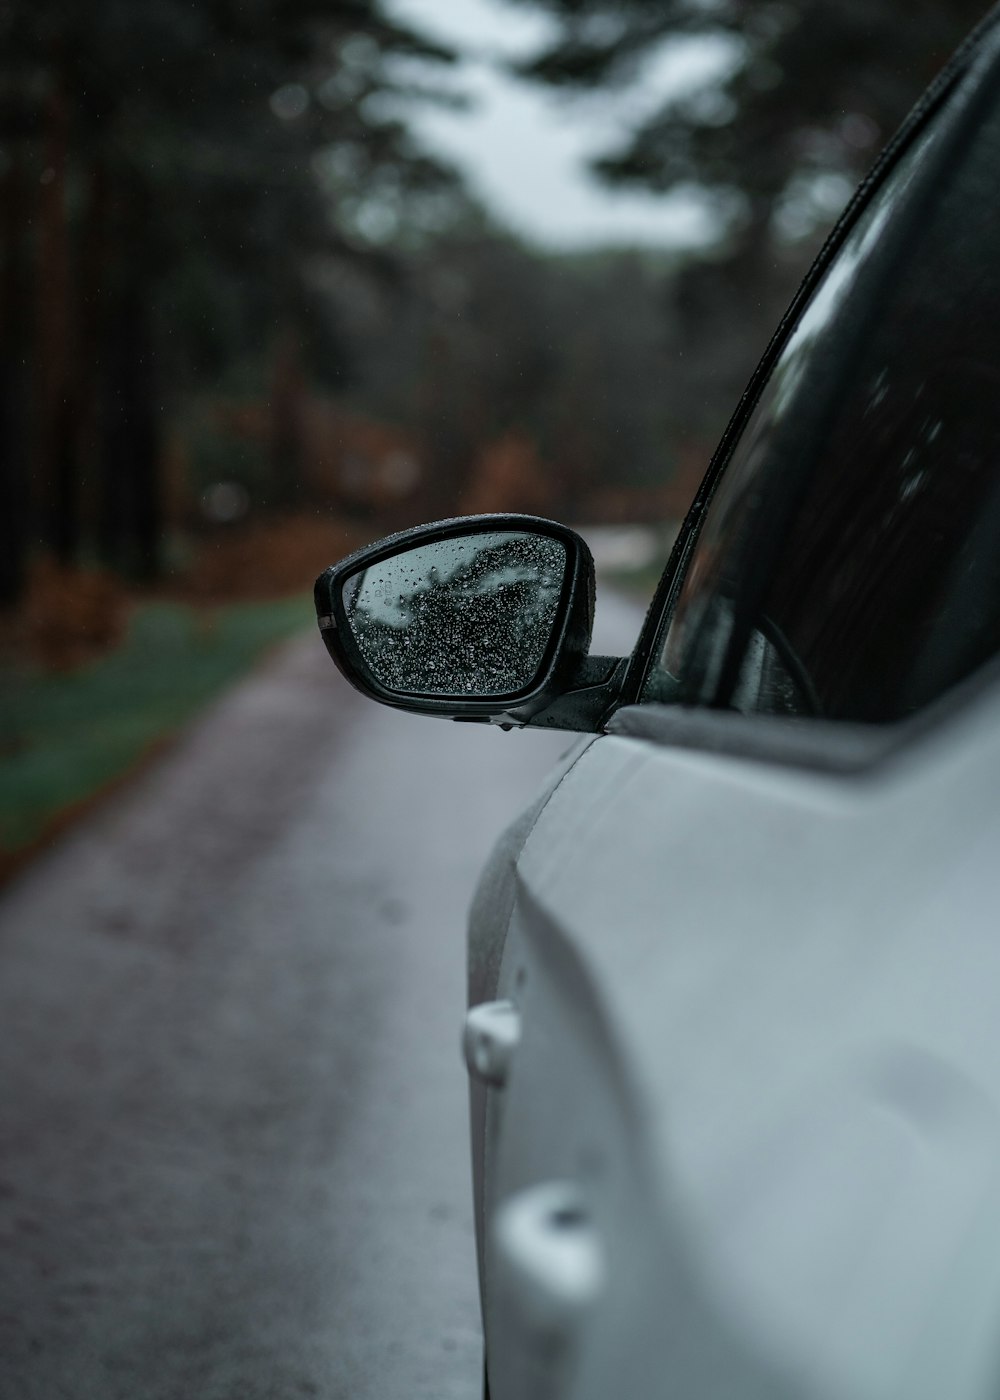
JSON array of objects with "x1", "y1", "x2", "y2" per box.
[{"x1": 646, "y1": 75, "x2": 1000, "y2": 724}]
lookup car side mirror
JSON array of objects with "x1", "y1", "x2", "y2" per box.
[{"x1": 314, "y1": 514, "x2": 625, "y2": 732}]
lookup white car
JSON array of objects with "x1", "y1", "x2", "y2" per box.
[{"x1": 316, "y1": 9, "x2": 1000, "y2": 1399}]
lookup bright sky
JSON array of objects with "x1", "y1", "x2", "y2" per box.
[{"x1": 384, "y1": 0, "x2": 741, "y2": 250}]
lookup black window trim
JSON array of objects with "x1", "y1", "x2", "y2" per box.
[
  {"x1": 612, "y1": 1, "x2": 1000, "y2": 730},
  {"x1": 607, "y1": 645, "x2": 1000, "y2": 779}
]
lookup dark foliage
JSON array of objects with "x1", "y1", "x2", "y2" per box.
[
  {"x1": 503, "y1": 0, "x2": 992, "y2": 440},
  {"x1": 0, "y1": 0, "x2": 468, "y2": 600}
]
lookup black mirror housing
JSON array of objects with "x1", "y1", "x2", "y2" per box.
[{"x1": 315, "y1": 514, "x2": 602, "y2": 728}]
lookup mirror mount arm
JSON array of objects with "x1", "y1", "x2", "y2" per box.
[{"x1": 517, "y1": 655, "x2": 627, "y2": 734}]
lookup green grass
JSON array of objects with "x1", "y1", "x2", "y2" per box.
[{"x1": 0, "y1": 595, "x2": 311, "y2": 855}]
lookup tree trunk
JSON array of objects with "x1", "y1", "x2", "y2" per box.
[
  {"x1": 76, "y1": 154, "x2": 110, "y2": 558},
  {"x1": 269, "y1": 326, "x2": 306, "y2": 510},
  {"x1": 98, "y1": 174, "x2": 162, "y2": 583},
  {"x1": 100, "y1": 279, "x2": 162, "y2": 582},
  {"x1": 34, "y1": 64, "x2": 78, "y2": 565},
  {"x1": 0, "y1": 152, "x2": 32, "y2": 606}
]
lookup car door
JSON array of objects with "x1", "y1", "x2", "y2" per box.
[{"x1": 472, "y1": 10, "x2": 1000, "y2": 1400}]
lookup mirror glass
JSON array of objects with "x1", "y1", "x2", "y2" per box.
[{"x1": 342, "y1": 531, "x2": 568, "y2": 697}]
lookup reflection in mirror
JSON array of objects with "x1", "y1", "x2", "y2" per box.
[{"x1": 342, "y1": 531, "x2": 567, "y2": 697}]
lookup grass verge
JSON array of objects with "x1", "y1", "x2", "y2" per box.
[{"x1": 0, "y1": 595, "x2": 311, "y2": 875}]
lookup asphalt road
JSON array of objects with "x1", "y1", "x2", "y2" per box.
[{"x1": 0, "y1": 587, "x2": 642, "y2": 1400}]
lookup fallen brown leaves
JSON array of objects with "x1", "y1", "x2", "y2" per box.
[
  {"x1": 179, "y1": 513, "x2": 365, "y2": 603},
  {"x1": 7, "y1": 559, "x2": 130, "y2": 672}
]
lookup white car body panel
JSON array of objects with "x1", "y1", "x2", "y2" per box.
[{"x1": 477, "y1": 675, "x2": 1000, "y2": 1400}]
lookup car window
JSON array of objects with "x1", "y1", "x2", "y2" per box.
[{"x1": 642, "y1": 60, "x2": 1000, "y2": 725}]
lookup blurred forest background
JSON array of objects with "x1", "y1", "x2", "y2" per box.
[{"x1": 0, "y1": 0, "x2": 989, "y2": 865}]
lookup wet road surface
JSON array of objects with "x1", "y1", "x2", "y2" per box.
[{"x1": 0, "y1": 590, "x2": 640, "y2": 1400}]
